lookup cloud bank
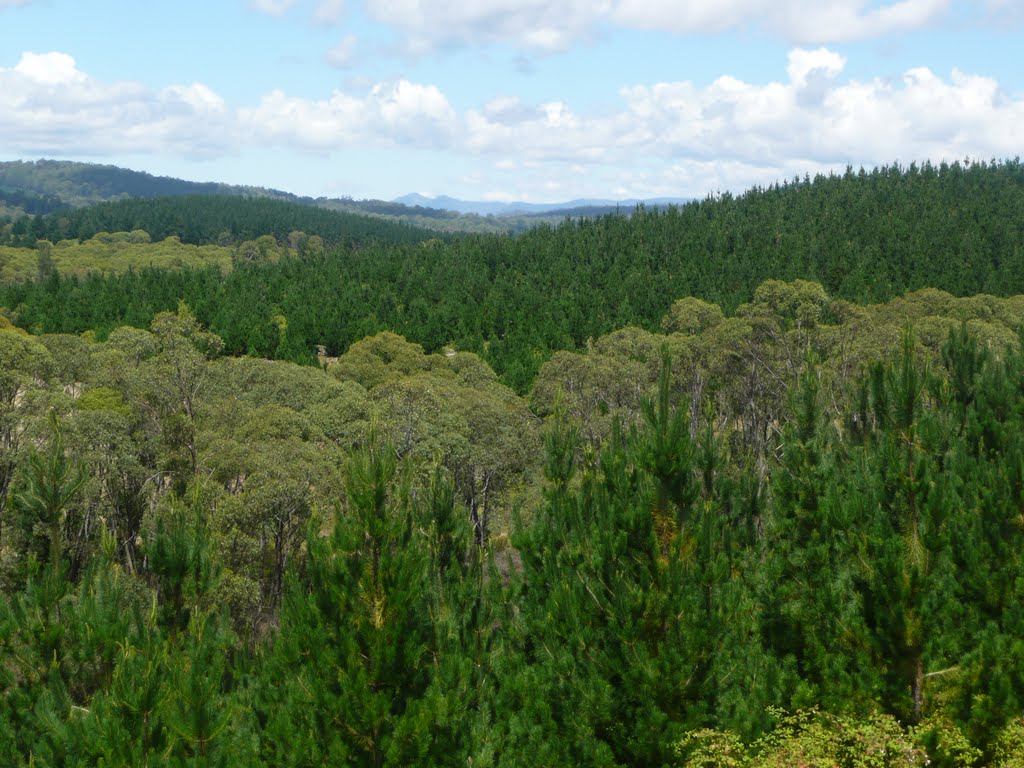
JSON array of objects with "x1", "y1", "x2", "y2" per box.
[{"x1": 2, "y1": 47, "x2": 1021, "y2": 198}]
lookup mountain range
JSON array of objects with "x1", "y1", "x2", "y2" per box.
[{"x1": 392, "y1": 193, "x2": 693, "y2": 216}]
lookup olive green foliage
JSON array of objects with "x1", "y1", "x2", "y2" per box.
[
  {"x1": 677, "y1": 709, "x2": 928, "y2": 767},
  {"x1": 0, "y1": 236, "x2": 232, "y2": 281}
]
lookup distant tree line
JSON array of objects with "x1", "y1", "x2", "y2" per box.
[{"x1": 0, "y1": 194, "x2": 439, "y2": 249}]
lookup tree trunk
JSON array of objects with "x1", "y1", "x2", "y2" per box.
[{"x1": 912, "y1": 656, "x2": 924, "y2": 722}]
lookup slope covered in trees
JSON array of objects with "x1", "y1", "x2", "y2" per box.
[
  {"x1": 0, "y1": 159, "x2": 309, "y2": 208},
  {"x1": 4, "y1": 160, "x2": 1024, "y2": 389},
  {"x1": 3, "y1": 291, "x2": 1024, "y2": 763}
]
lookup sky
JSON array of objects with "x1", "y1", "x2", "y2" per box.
[{"x1": 1, "y1": 0, "x2": 1022, "y2": 203}]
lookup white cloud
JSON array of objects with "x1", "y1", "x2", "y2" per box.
[
  {"x1": 249, "y1": 0, "x2": 345, "y2": 23},
  {"x1": 326, "y1": 34, "x2": 357, "y2": 68},
  {"x1": 0, "y1": 51, "x2": 459, "y2": 158},
  {"x1": 786, "y1": 47, "x2": 846, "y2": 88},
  {"x1": 239, "y1": 79, "x2": 456, "y2": 149},
  {"x1": 14, "y1": 51, "x2": 87, "y2": 85},
  {"x1": 3, "y1": 46, "x2": 1023, "y2": 201},
  {"x1": 462, "y1": 46, "x2": 1024, "y2": 197},
  {"x1": 0, "y1": 52, "x2": 234, "y2": 157},
  {"x1": 243, "y1": 0, "x2": 958, "y2": 59}
]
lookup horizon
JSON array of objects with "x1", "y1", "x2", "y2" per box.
[{"x1": 2, "y1": 1, "x2": 1022, "y2": 203}]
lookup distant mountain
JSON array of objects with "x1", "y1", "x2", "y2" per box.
[{"x1": 393, "y1": 193, "x2": 693, "y2": 216}]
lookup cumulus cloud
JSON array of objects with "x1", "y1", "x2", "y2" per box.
[
  {"x1": 3, "y1": 46, "x2": 1023, "y2": 200},
  {"x1": 0, "y1": 51, "x2": 458, "y2": 158},
  {"x1": 250, "y1": 0, "x2": 345, "y2": 24},
  {"x1": 249, "y1": 0, "x2": 957, "y2": 57},
  {"x1": 13, "y1": 51, "x2": 87, "y2": 85},
  {"x1": 238, "y1": 79, "x2": 456, "y2": 149},
  {"x1": 0, "y1": 52, "x2": 234, "y2": 157},
  {"x1": 463, "y1": 46, "x2": 1024, "y2": 192},
  {"x1": 612, "y1": 0, "x2": 950, "y2": 43}
]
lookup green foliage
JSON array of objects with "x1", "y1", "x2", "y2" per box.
[
  {"x1": 13, "y1": 413, "x2": 87, "y2": 580},
  {"x1": 0, "y1": 237, "x2": 233, "y2": 281},
  {"x1": 20, "y1": 194, "x2": 438, "y2": 249},
  {"x1": 6, "y1": 211, "x2": 1024, "y2": 764},
  {"x1": 259, "y1": 435, "x2": 488, "y2": 766},
  {"x1": 677, "y1": 708, "x2": 928, "y2": 767},
  {"x1": 7, "y1": 160, "x2": 1024, "y2": 391}
]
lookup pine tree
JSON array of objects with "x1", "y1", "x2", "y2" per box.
[
  {"x1": 761, "y1": 363, "x2": 874, "y2": 712},
  {"x1": 260, "y1": 436, "x2": 453, "y2": 766},
  {"x1": 856, "y1": 332, "x2": 962, "y2": 723}
]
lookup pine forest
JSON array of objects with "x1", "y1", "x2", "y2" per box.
[{"x1": 4, "y1": 159, "x2": 1024, "y2": 766}]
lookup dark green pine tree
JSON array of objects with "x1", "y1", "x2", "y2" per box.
[
  {"x1": 260, "y1": 437, "x2": 472, "y2": 766},
  {"x1": 684, "y1": 399, "x2": 781, "y2": 739},
  {"x1": 11, "y1": 412, "x2": 87, "y2": 584},
  {"x1": 395, "y1": 469, "x2": 496, "y2": 764},
  {"x1": 160, "y1": 611, "x2": 253, "y2": 767},
  {"x1": 31, "y1": 493, "x2": 254, "y2": 767},
  {"x1": 67, "y1": 630, "x2": 171, "y2": 767},
  {"x1": 761, "y1": 362, "x2": 875, "y2": 713},
  {"x1": 494, "y1": 362, "x2": 767, "y2": 764},
  {"x1": 0, "y1": 414, "x2": 86, "y2": 760},
  {"x1": 855, "y1": 333, "x2": 962, "y2": 724},
  {"x1": 944, "y1": 335, "x2": 1024, "y2": 747},
  {"x1": 492, "y1": 408, "x2": 646, "y2": 766},
  {"x1": 145, "y1": 493, "x2": 219, "y2": 638}
]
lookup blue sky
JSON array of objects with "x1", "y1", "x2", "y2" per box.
[{"x1": 1, "y1": 0, "x2": 1022, "y2": 202}]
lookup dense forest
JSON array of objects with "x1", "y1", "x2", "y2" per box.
[
  {"x1": 3, "y1": 159, "x2": 1024, "y2": 390},
  {"x1": 0, "y1": 194, "x2": 438, "y2": 250},
  {"x1": 4, "y1": 159, "x2": 1024, "y2": 765}
]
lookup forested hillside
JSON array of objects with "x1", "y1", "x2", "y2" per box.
[
  {"x1": 0, "y1": 159, "x2": 300, "y2": 210},
  {"x1": 4, "y1": 160, "x2": 1024, "y2": 389},
  {"x1": 4, "y1": 159, "x2": 1024, "y2": 764}
]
